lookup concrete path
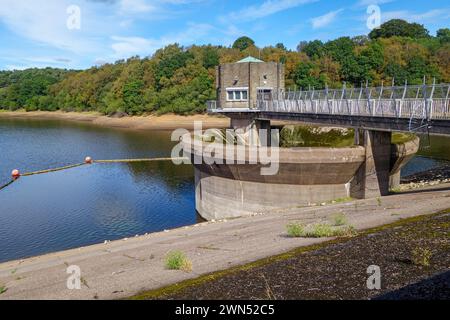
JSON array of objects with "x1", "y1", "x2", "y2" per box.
[{"x1": 0, "y1": 184, "x2": 449, "y2": 300}]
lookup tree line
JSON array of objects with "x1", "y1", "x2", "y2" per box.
[{"x1": 0, "y1": 19, "x2": 449, "y2": 115}]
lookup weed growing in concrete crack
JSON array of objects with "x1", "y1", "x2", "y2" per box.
[
  {"x1": 287, "y1": 223, "x2": 358, "y2": 238},
  {"x1": 165, "y1": 251, "x2": 192, "y2": 272},
  {"x1": 331, "y1": 213, "x2": 348, "y2": 226},
  {"x1": 306, "y1": 223, "x2": 335, "y2": 238},
  {"x1": 411, "y1": 247, "x2": 432, "y2": 267},
  {"x1": 287, "y1": 223, "x2": 305, "y2": 237},
  {"x1": 376, "y1": 197, "x2": 382, "y2": 206},
  {"x1": 333, "y1": 225, "x2": 358, "y2": 237},
  {"x1": 0, "y1": 286, "x2": 7, "y2": 294}
]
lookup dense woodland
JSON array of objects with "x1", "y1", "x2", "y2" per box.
[{"x1": 0, "y1": 19, "x2": 449, "y2": 115}]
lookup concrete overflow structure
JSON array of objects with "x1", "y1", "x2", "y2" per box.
[{"x1": 192, "y1": 57, "x2": 433, "y2": 221}]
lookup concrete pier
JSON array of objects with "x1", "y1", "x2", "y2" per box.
[{"x1": 350, "y1": 130, "x2": 392, "y2": 199}]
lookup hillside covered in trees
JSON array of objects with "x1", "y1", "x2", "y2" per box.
[{"x1": 0, "y1": 19, "x2": 449, "y2": 115}]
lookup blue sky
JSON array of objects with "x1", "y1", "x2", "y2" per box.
[{"x1": 0, "y1": 0, "x2": 448, "y2": 70}]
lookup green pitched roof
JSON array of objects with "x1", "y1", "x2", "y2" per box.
[{"x1": 237, "y1": 56, "x2": 264, "y2": 63}]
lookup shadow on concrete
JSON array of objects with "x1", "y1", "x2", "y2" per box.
[{"x1": 374, "y1": 270, "x2": 450, "y2": 300}]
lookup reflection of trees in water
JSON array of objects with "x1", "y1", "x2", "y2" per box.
[
  {"x1": 2, "y1": 118, "x2": 177, "y2": 158},
  {"x1": 417, "y1": 135, "x2": 450, "y2": 161},
  {"x1": 126, "y1": 161, "x2": 194, "y2": 190}
]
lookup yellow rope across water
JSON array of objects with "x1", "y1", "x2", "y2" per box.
[
  {"x1": 0, "y1": 157, "x2": 190, "y2": 192},
  {"x1": 21, "y1": 163, "x2": 87, "y2": 177},
  {"x1": 94, "y1": 157, "x2": 188, "y2": 163},
  {"x1": 0, "y1": 179, "x2": 15, "y2": 191}
]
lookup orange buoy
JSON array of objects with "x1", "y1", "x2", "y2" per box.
[
  {"x1": 12, "y1": 169, "x2": 20, "y2": 179},
  {"x1": 85, "y1": 156, "x2": 93, "y2": 164}
]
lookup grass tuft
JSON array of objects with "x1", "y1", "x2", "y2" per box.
[
  {"x1": 286, "y1": 223, "x2": 305, "y2": 237},
  {"x1": 287, "y1": 222, "x2": 358, "y2": 238},
  {"x1": 0, "y1": 286, "x2": 7, "y2": 295},
  {"x1": 165, "y1": 251, "x2": 192, "y2": 272},
  {"x1": 411, "y1": 247, "x2": 432, "y2": 267},
  {"x1": 331, "y1": 213, "x2": 348, "y2": 226},
  {"x1": 376, "y1": 197, "x2": 382, "y2": 206},
  {"x1": 304, "y1": 223, "x2": 335, "y2": 238},
  {"x1": 333, "y1": 225, "x2": 358, "y2": 237}
]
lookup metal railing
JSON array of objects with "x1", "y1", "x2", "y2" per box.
[
  {"x1": 207, "y1": 100, "x2": 217, "y2": 112},
  {"x1": 207, "y1": 81, "x2": 450, "y2": 131},
  {"x1": 256, "y1": 82, "x2": 450, "y2": 121}
]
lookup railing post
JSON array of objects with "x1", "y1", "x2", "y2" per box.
[
  {"x1": 357, "y1": 84, "x2": 363, "y2": 115},
  {"x1": 365, "y1": 81, "x2": 373, "y2": 116},
  {"x1": 311, "y1": 87, "x2": 317, "y2": 113},
  {"x1": 422, "y1": 77, "x2": 428, "y2": 120},
  {"x1": 325, "y1": 84, "x2": 331, "y2": 114},
  {"x1": 378, "y1": 81, "x2": 384, "y2": 116},
  {"x1": 346, "y1": 87, "x2": 353, "y2": 115},
  {"x1": 429, "y1": 78, "x2": 436, "y2": 120},
  {"x1": 400, "y1": 80, "x2": 407, "y2": 118},
  {"x1": 339, "y1": 82, "x2": 346, "y2": 114},
  {"x1": 445, "y1": 85, "x2": 450, "y2": 118},
  {"x1": 332, "y1": 89, "x2": 337, "y2": 114}
]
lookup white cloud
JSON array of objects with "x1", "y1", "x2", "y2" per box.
[
  {"x1": 110, "y1": 22, "x2": 213, "y2": 58},
  {"x1": 0, "y1": 0, "x2": 85, "y2": 53},
  {"x1": 0, "y1": 0, "x2": 117, "y2": 55},
  {"x1": 356, "y1": 0, "x2": 394, "y2": 7},
  {"x1": 381, "y1": 8, "x2": 450, "y2": 23},
  {"x1": 111, "y1": 36, "x2": 158, "y2": 57},
  {"x1": 311, "y1": 9, "x2": 344, "y2": 29},
  {"x1": 118, "y1": 0, "x2": 156, "y2": 14},
  {"x1": 222, "y1": 0, "x2": 317, "y2": 22}
]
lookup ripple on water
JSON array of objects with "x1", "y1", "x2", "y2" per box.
[{"x1": 0, "y1": 163, "x2": 196, "y2": 262}]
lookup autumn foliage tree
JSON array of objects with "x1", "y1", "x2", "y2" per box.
[{"x1": 0, "y1": 20, "x2": 448, "y2": 115}]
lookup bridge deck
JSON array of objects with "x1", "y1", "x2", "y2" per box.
[{"x1": 208, "y1": 83, "x2": 450, "y2": 135}]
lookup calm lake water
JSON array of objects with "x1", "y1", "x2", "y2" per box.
[
  {"x1": 0, "y1": 118, "x2": 449, "y2": 263},
  {"x1": 0, "y1": 118, "x2": 197, "y2": 263}
]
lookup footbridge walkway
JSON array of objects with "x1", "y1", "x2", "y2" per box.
[{"x1": 208, "y1": 82, "x2": 450, "y2": 135}]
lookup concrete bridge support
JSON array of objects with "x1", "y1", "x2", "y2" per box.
[
  {"x1": 229, "y1": 117, "x2": 410, "y2": 200},
  {"x1": 350, "y1": 130, "x2": 392, "y2": 199},
  {"x1": 230, "y1": 117, "x2": 272, "y2": 146}
]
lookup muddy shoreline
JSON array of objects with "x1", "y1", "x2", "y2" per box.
[
  {"x1": 402, "y1": 164, "x2": 450, "y2": 184},
  {"x1": 0, "y1": 111, "x2": 229, "y2": 131}
]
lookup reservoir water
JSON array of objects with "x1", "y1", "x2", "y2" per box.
[{"x1": 0, "y1": 117, "x2": 448, "y2": 263}]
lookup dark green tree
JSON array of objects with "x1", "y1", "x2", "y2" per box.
[
  {"x1": 298, "y1": 40, "x2": 324, "y2": 58},
  {"x1": 275, "y1": 43, "x2": 287, "y2": 51},
  {"x1": 436, "y1": 28, "x2": 450, "y2": 43},
  {"x1": 369, "y1": 19, "x2": 429, "y2": 39},
  {"x1": 232, "y1": 36, "x2": 255, "y2": 51},
  {"x1": 293, "y1": 61, "x2": 326, "y2": 89},
  {"x1": 202, "y1": 46, "x2": 220, "y2": 69}
]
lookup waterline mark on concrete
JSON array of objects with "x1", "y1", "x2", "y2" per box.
[{"x1": 171, "y1": 121, "x2": 280, "y2": 176}]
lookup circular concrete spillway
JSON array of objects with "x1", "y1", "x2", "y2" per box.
[{"x1": 181, "y1": 130, "x2": 419, "y2": 221}]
